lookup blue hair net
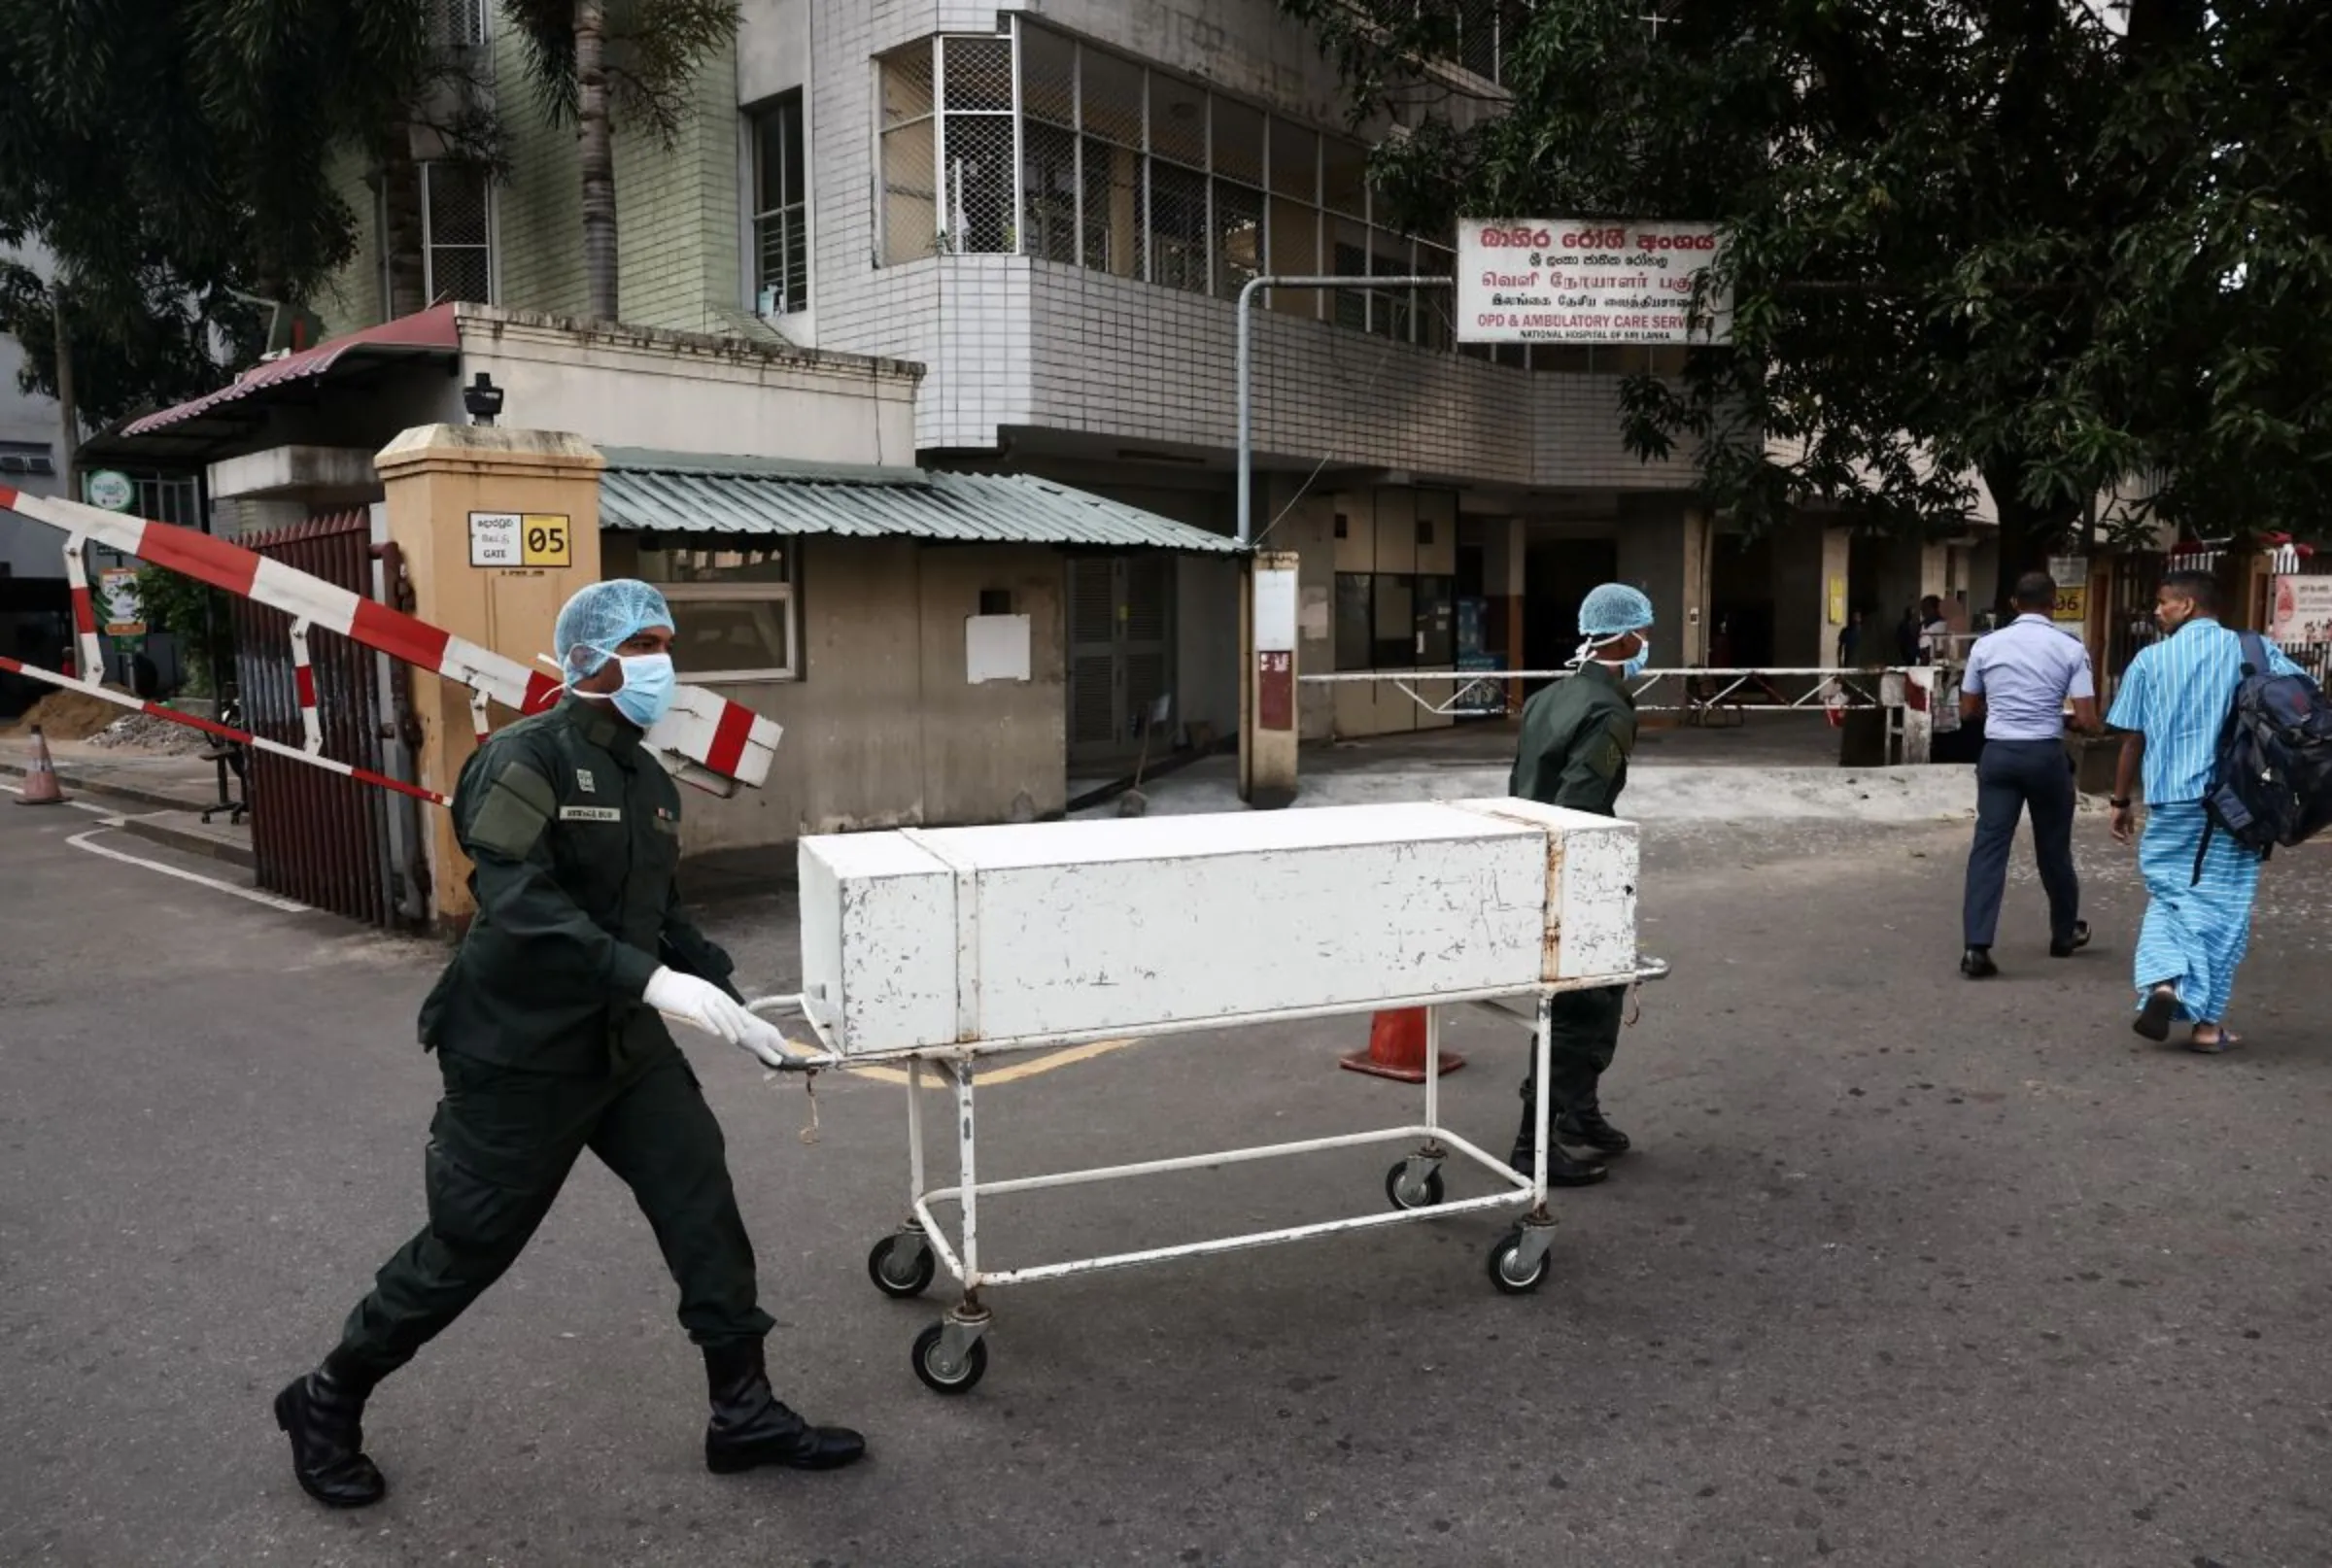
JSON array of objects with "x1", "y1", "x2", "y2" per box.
[
  {"x1": 1577, "y1": 583, "x2": 1656, "y2": 639},
  {"x1": 555, "y1": 579, "x2": 676, "y2": 680}
]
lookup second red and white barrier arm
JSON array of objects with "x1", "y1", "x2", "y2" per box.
[{"x1": 0, "y1": 654, "x2": 449, "y2": 805}]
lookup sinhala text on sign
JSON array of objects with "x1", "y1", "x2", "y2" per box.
[{"x1": 1457, "y1": 220, "x2": 1730, "y2": 346}]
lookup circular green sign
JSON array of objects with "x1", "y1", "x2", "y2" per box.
[{"x1": 86, "y1": 470, "x2": 136, "y2": 511}]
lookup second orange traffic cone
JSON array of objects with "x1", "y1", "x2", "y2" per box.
[
  {"x1": 1339, "y1": 1007, "x2": 1464, "y2": 1082},
  {"x1": 16, "y1": 724, "x2": 68, "y2": 806}
]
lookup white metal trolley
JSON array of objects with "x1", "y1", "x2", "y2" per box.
[{"x1": 760, "y1": 799, "x2": 1664, "y2": 1394}]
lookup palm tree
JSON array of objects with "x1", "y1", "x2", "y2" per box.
[{"x1": 503, "y1": 0, "x2": 740, "y2": 322}]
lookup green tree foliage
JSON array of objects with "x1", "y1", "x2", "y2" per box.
[
  {"x1": 500, "y1": 0, "x2": 740, "y2": 322},
  {"x1": 0, "y1": 0, "x2": 436, "y2": 425},
  {"x1": 1281, "y1": 0, "x2": 2332, "y2": 601},
  {"x1": 130, "y1": 564, "x2": 233, "y2": 699}
]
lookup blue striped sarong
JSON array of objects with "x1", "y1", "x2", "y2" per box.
[{"x1": 2134, "y1": 801, "x2": 2261, "y2": 1024}]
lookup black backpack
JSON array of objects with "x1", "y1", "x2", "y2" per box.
[{"x1": 2196, "y1": 631, "x2": 2332, "y2": 880}]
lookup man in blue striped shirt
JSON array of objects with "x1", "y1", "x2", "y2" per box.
[{"x1": 2106, "y1": 570, "x2": 2301, "y2": 1051}]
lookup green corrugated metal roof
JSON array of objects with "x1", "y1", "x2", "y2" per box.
[{"x1": 596, "y1": 448, "x2": 1240, "y2": 554}]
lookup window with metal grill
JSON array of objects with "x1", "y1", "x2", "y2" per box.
[
  {"x1": 636, "y1": 542, "x2": 800, "y2": 684},
  {"x1": 750, "y1": 93, "x2": 808, "y2": 316},
  {"x1": 426, "y1": 0, "x2": 488, "y2": 49},
  {"x1": 871, "y1": 19, "x2": 1457, "y2": 348},
  {"x1": 421, "y1": 160, "x2": 493, "y2": 305}
]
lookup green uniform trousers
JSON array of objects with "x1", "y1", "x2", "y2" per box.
[
  {"x1": 1520, "y1": 983, "x2": 1628, "y2": 1116},
  {"x1": 335, "y1": 1047, "x2": 773, "y2": 1382}
]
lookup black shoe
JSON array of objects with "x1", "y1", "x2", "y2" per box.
[
  {"x1": 703, "y1": 1341, "x2": 866, "y2": 1475},
  {"x1": 1555, "y1": 1105, "x2": 1632, "y2": 1156},
  {"x1": 1507, "y1": 1136, "x2": 1609, "y2": 1186},
  {"x1": 1961, "y1": 947, "x2": 1999, "y2": 978},
  {"x1": 274, "y1": 1358, "x2": 387, "y2": 1509},
  {"x1": 2049, "y1": 922, "x2": 2091, "y2": 959}
]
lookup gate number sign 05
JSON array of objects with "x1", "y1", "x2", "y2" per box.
[{"x1": 468, "y1": 511, "x2": 573, "y2": 569}]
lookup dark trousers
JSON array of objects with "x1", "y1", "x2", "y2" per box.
[
  {"x1": 1518, "y1": 983, "x2": 1628, "y2": 1120},
  {"x1": 334, "y1": 1048, "x2": 773, "y2": 1384},
  {"x1": 1962, "y1": 737, "x2": 2080, "y2": 949}
]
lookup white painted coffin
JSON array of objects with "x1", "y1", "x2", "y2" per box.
[{"x1": 795, "y1": 799, "x2": 1639, "y2": 1057}]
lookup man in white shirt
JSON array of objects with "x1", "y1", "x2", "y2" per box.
[{"x1": 1957, "y1": 572, "x2": 2102, "y2": 977}]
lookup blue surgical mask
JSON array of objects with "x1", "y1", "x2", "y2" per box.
[
  {"x1": 575, "y1": 648, "x2": 678, "y2": 729},
  {"x1": 1621, "y1": 639, "x2": 1652, "y2": 680}
]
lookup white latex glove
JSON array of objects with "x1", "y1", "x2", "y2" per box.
[
  {"x1": 737, "y1": 1016, "x2": 807, "y2": 1072},
  {"x1": 643, "y1": 967, "x2": 756, "y2": 1046}
]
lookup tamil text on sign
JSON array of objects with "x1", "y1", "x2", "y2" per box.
[
  {"x1": 1457, "y1": 220, "x2": 1730, "y2": 346},
  {"x1": 468, "y1": 511, "x2": 573, "y2": 569}
]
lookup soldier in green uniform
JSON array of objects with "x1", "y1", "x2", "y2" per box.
[
  {"x1": 1506, "y1": 582, "x2": 1655, "y2": 1188},
  {"x1": 273, "y1": 580, "x2": 864, "y2": 1508}
]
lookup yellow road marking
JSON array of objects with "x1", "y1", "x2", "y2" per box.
[{"x1": 848, "y1": 1037, "x2": 1139, "y2": 1087}]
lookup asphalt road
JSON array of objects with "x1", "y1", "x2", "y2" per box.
[{"x1": 3, "y1": 791, "x2": 2329, "y2": 1568}]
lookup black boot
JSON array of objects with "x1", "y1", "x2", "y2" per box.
[
  {"x1": 274, "y1": 1352, "x2": 387, "y2": 1508},
  {"x1": 1555, "y1": 1102, "x2": 1631, "y2": 1157},
  {"x1": 1508, "y1": 1105, "x2": 1608, "y2": 1186},
  {"x1": 703, "y1": 1340, "x2": 866, "y2": 1475}
]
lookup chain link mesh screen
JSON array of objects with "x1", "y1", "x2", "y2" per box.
[
  {"x1": 942, "y1": 35, "x2": 1013, "y2": 112},
  {"x1": 942, "y1": 112, "x2": 1016, "y2": 254},
  {"x1": 423, "y1": 161, "x2": 491, "y2": 303},
  {"x1": 880, "y1": 46, "x2": 939, "y2": 264},
  {"x1": 427, "y1": 0, "x2": 488, "y2": 48}
]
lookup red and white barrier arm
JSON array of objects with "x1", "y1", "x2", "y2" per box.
[
  {"x1": 0, "y1": 655, "x2": 449, "y2": 805},
  {"x1": 0, "y1": 486, "x2": 781, "y2": 792}
]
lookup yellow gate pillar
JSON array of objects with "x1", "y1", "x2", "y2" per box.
[{"x1": 375, "y1": 425, "x2": 604, "y2": 929}]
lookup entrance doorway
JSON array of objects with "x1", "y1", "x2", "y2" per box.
[
  {"x1": 1523, "y1": 536, "x2": 1617, "y2": 692},
  {"x1": 1067, "y1": 554, "x2": 1174, "y2": 767}
]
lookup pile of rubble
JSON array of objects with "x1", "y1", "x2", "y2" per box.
[{"x1": 86, "y1": 711, "x2": 213, "y2": 755}]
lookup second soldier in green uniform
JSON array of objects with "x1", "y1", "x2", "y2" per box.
[{"x1": 1506, "y1": 583, "x2": 1656, "y2": 1187}]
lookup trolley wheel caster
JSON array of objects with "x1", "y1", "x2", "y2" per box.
[
  {"x1": 912, "y1": 1321, "x2": 988, "y2": 1395},
  {"x1": 867, "y1": 1234, "x2": 936, "y2": 1299},
  {"x1": 1385, "y1": 1159, "x2": 1446, "y2": 1210},
  {"x1": 1487, "y1": 1228, "x2": 1551, "y2": 1295}
]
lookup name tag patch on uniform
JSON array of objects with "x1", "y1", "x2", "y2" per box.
[
  {"x1": 575, "y1": 768, "x2": 598, "y2": 794},
  {"x1": 559, "y1": 805, "x2": 622, "y2": 823}
]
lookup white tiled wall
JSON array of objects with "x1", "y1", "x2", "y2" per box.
[{"x1": 793, "y1": 0, "x2": 1696, "y2": 489}]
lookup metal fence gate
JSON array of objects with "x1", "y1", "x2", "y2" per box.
[
  {"x1": 1067, "y1": 555, "x2": 1173, "y2": 767},
  {"x1": 230, "y1": 510, "x2": 397, "y2": 925}
]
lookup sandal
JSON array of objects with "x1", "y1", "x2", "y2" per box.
[
  {"x1": 2186, "y1": 1026, "x2": 2243, "y2": 1055},
  {"x1": 2134, "y1": 984, "x2": 2178, "y2": 1043}
]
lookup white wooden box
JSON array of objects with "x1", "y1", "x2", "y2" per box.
[{"x1": 795, "y1": 799, "x2": 1639, "y2": 1057}]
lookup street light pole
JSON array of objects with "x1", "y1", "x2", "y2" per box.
[
  {"x1": 1234, "y1": 273, "x2": 1454, "y2": 548},
  {"x1": 1232, "y1": 274, "x2": 1456, "y2": 804}
]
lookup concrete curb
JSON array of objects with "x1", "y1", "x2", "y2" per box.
[
  {"x1": 0, "y1": 757, "x2": 222, "y2": 815},
  {"x1": 113, "y1": 811, "x2": 257, "y2": 869}
]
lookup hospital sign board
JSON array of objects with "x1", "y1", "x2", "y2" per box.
[{"x1": 1457, "y1": 220, "x2": 1731, "y2": 346}]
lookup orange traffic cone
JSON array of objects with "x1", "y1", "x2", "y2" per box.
[
  {"x1": 1339, "y1": 1007, "x2": 1465, "y2": 1082},
  {"x1": 16, "y1": 725, "x2": 68, "y2": 806}
]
